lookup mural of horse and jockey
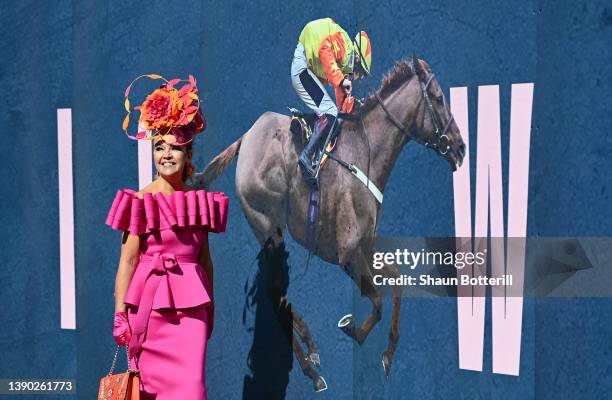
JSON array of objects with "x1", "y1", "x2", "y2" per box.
[{"x1": 192, "y1": 53, "x2": 465, "y2": 392}]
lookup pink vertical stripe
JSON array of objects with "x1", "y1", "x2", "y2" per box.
[
  {"x1": 451, "y1": 87, "x2": 485, "y2": 372},
  {"x1": 138, "y1": 129, "x2": 153, "y2": 188},
  {"x1": 57, "y1": 108, "x2": 75, "y2": 330},
  {"x1": 492, "y1": 83, "x2": 533, "y2": 375},
  {"x1": 474, "y1": 86, "x2": 505, "y2": 343},
  {"x1": 475, "y1": 85, "x2": 504, "y2": 239},
  {"x1": 506, "y1": 83, "x2": 534, "y2": 239},
  {"x1": 475, "y1": 85, "x2": 511, "y2": 374},
  {"x1": 451, "y1": 87, "x2": 472, "y2": 239}
]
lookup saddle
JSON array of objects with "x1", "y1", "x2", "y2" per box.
[{"x1": 289, "y1": 109, "x2": 343, "y2": 172}]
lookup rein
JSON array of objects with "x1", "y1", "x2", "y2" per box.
[{"x1": 322, "y1": 106, "x2": 382, "y2": 241}]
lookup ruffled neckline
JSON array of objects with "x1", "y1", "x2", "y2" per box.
[{"x1": 105, "y1": 188, "x2": 229, "y2": 235}]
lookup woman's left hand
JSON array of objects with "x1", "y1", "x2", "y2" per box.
[{"x1": 113, "y1": 311, "x2": 132, "y2": 346}]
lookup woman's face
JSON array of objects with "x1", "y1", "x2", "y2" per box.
[{"x1": 153, "y1": 140, "x2": 191, "y2": 178}]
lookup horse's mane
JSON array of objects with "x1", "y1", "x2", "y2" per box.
[{"x1": 359, "y1": 58, "x2": 427, "y2": 113}]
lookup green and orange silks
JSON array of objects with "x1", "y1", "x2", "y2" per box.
[{"x1": 298, "y1": 18, "x2": 354, "y2": 93}]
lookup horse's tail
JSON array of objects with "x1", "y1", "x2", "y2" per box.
[{"x1": 192, "y1": 135, "x2": 243, "y2": 189}]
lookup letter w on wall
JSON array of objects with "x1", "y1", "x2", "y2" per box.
[{"x1": 450, "y1": 84, "x2": 534, "y2": 376}]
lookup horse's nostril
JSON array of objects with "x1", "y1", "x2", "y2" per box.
[{"x1": 459, "y1": 143, "x2": 466, "y2": 158}]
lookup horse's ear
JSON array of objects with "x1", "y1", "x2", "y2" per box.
[{"x1": 412, "y1": 52, "x2": 426, "y2": 80}]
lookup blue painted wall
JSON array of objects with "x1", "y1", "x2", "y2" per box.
[{"x1": 1, "y1": 0, "x2": 611, "y2": 398}]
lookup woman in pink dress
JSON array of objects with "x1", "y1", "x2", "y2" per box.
[{"x1": 107, "y1": 74, "x2": 229, "y2": 400}]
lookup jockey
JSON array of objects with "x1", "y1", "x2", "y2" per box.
[{"x1": 291, "y1": 17, "x2": 372, "y2": 181}]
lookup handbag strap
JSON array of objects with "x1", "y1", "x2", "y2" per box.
[{"x1": 108, "y1": 344, "x2": 133, "y2": 375}]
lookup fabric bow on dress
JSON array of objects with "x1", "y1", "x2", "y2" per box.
[{"x1": 128, "y1": 252, "x2": 200, "y2": 359}]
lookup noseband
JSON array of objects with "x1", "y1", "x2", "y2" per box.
[{"x1": 372, "y1": 61, "x2": 454, "y2": 156}]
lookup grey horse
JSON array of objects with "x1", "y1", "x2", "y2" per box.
[{"x1": 193, "y1": 54, "x2": 465, "y2": 392}]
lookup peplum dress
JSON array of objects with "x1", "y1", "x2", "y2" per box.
[{"x1": 105, "y1": 188, "x2": 229, "y2": 400}]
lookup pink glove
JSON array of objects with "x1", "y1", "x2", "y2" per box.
[{"x1": 113, "y1": 311, "x2": 132, "y2": 346}]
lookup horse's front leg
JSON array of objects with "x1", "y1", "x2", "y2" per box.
[
  {"x1": 337, "y1": 248, "x2": 382, "y2": 345},
  {"x1": 377, "y1": 261, "x2": 403, "y2": 377},
  {"x1": 333, "y1": 199, "x2": 382, "y2": 345}
]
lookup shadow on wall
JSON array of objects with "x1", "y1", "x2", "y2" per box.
[{"x1": 242, "y1": 233, "x2": 293, "y2": 399}]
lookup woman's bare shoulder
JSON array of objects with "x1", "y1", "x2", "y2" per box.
[{"x1": 135, "y1": 182, "x2": 158, "y2": 199}]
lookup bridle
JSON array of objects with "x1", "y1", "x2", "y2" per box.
[{"x1": 371, "y1": 60, "x2": 455, "y2": 156}]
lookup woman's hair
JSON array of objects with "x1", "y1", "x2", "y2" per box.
[{"x1": 181, "y1": 143, "x2": 194, "y2": 182}]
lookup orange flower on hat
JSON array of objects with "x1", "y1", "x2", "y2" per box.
[
  {"x1": 139, "y1": 87, "x2": 182, "y2": 131},
  {"x1": 122, "y1": 74, "x2": 204, "y2": 145}
]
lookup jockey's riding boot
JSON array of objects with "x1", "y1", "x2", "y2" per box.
[
  {"x1": 328, "y1": 116, "x2": 342, "y2": 143},
  {"x1": 298, "y1": 114, "x2": 336, "y2": 182}
]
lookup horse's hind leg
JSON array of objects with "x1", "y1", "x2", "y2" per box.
[
  {"x1": 265, "y1": 228, "x2": 327, "y2": 392},
  {"x1": 235, "y1": 120, "x2": 289, "y2": 247},
  {"x1": 239, "y1": 195, "x2": 286, "y2": 247},
  {"x1": 288, "y1": 306, "x2": 327, "y2": 392},
  {"x1": 291, "y1": 304, "x2": 320, "y2": 367},
  {"x1": 292, "y1": 335, "x2": 328, "y2": 392},
  {"x1": 277, "y1": 296, "x2": 320, "y2": 367}
]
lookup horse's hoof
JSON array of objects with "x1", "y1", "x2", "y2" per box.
[
  {"x1": 314, "y1": 376, "x2": 328, "y2": 392},
  {"x1": 381, "y1": 351, "x2": 393, "y2": 378},
  {"x1": 338, "y1": 314, "x2": 355, "y2": 337},
  {"x1": 308, "y1": 352, "x2": 321, "y2": 368}
]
